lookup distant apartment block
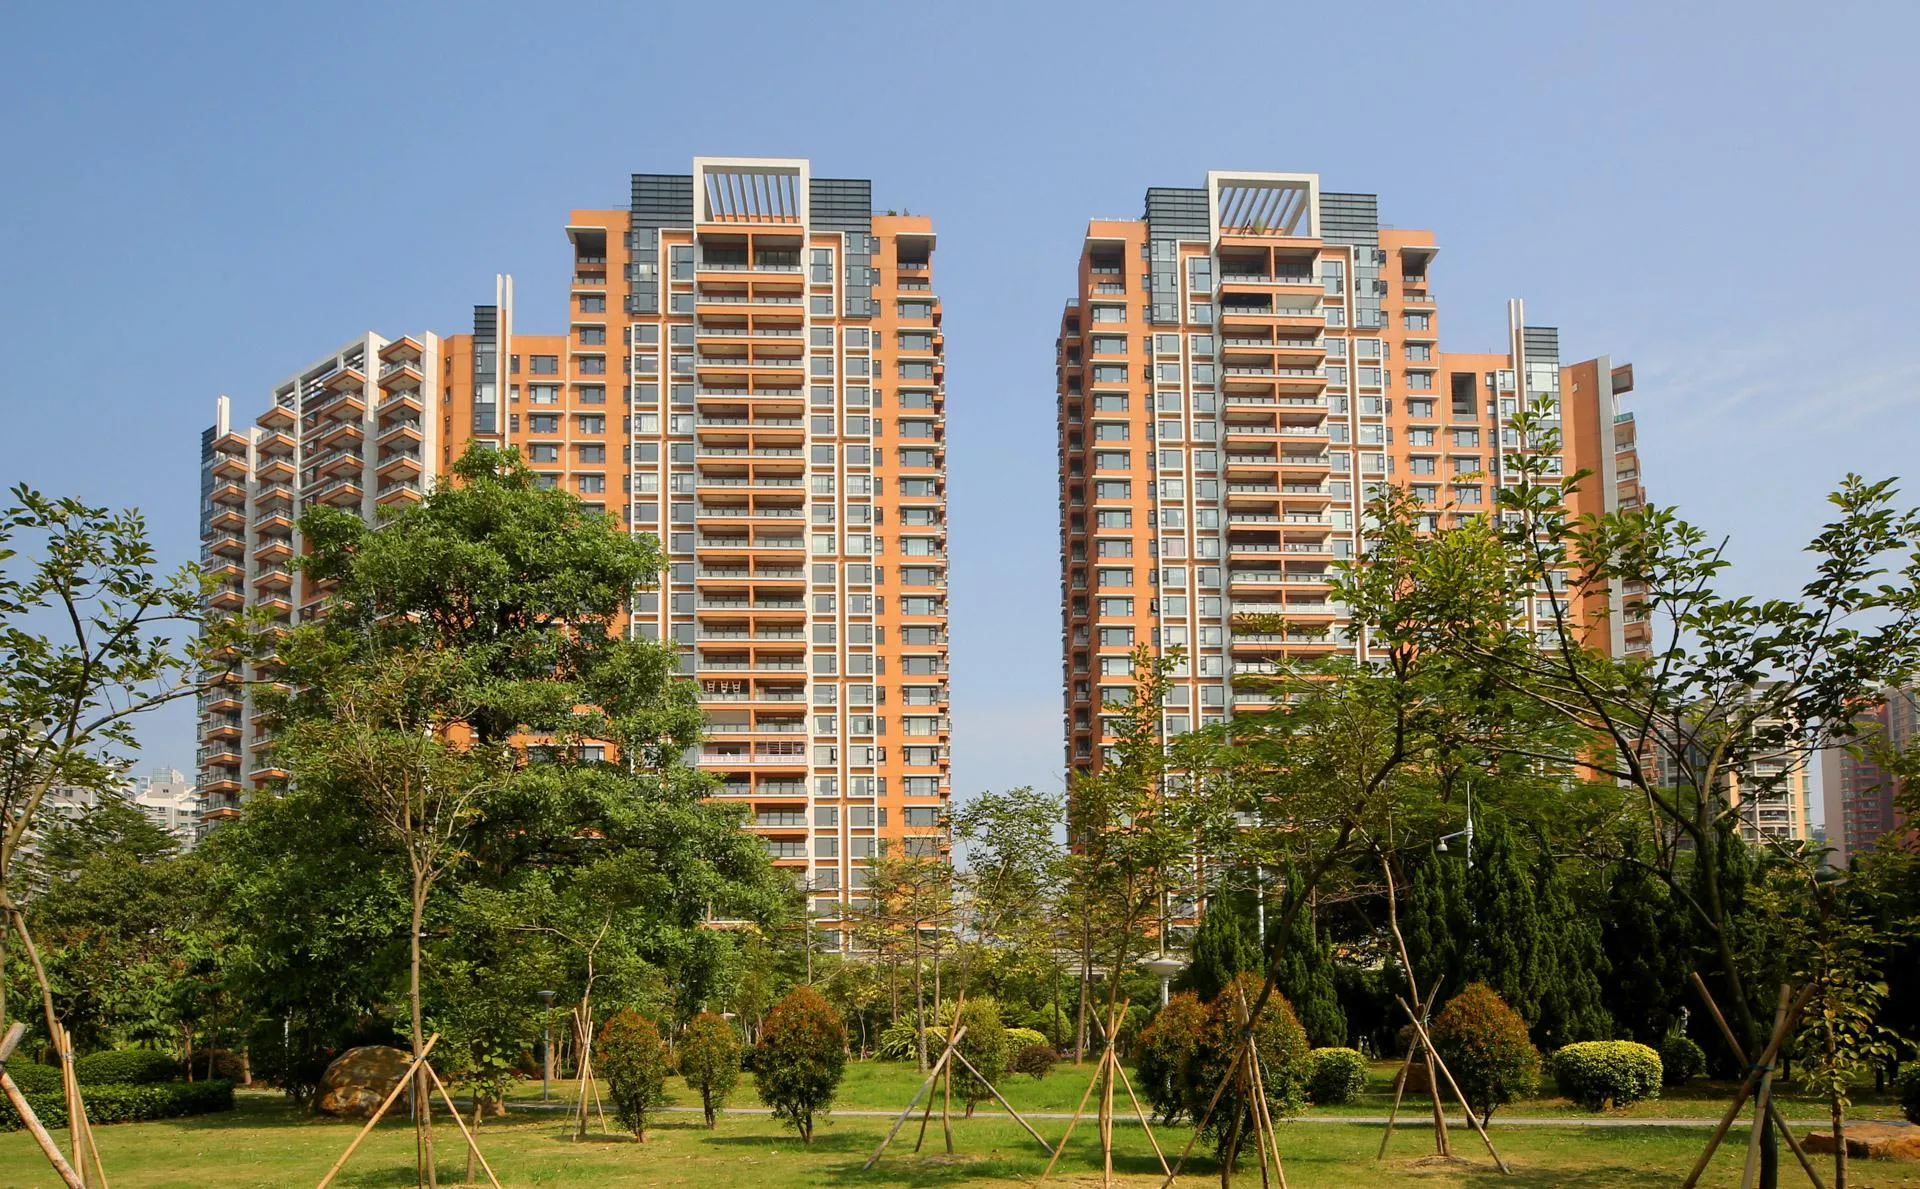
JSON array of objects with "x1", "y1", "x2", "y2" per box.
[
  {"x1": 1055, "y1": 171, "x2": 1647, "y2": 771},
  {"x1": 41, "y1": 766, "x2": 205, "y2": 849},
  {"x1": 198, "y1": 158, "x2": 948, "y2": 949},
  {"x1": 1821, "y1": 688, "x2": 1918, "y2": 865}
]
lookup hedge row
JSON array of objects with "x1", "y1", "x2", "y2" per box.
[
  {"x1": 0, "y1": 1080, "x2": 235, "y2": 1131},
  {"x1": 74, "y1": 1050, "x2": 183, "y2": 1086}
]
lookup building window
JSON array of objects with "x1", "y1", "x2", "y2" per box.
[
  {"x1": 529, "y1": 355, "x2": 559, "y2": 375},
  {"x1": 577, "y1": 326, "x2": 606, "y2": 346}
]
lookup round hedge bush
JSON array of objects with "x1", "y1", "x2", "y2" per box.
[
  {"x1": 1431, "y1": 983, "x2": 1541, "y2": 1120},
  {"x1": 1554, "y1": 1040, "x2": 1662, "y2": 1110},
  {"x1": 1009, "y1": 1043, "x2": 1057, "y2": 1079},
  {"x1": 1306, "y1": 1047, "x2": 1368, "y2": 1104},
  {"x1": 1003, "y1": 1027, "x2": 1049, "y2": 1060},
  {"x1": 1658, "y1": 1033, "x2": 1706, "y2": 1086},
  {"x1": 1896, "y1": 1065, "x2": 1920, "y2": 1125}
]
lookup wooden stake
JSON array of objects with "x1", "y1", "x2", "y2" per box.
[
  {"x1": 1037, "y1": 1051, "x2": 1106, "y2": 1185},
  {"x1": 1681, "y1": 983, "x2": 1814, "y2": 1189},
  {"x1": 423, "y1": 1062, "x2": 503, "y2": 1189},
  {"x1": 1396, "y1": 996, "x2": 1511, "y2": 1174},
  {"x1": 1244, "y1": 1028, "x2": 1288, "y2": 1189},
  {"x1": 947, "y1": 1048, "x2": 1056, "y2": 1156},
  {"x1": 941, "y1": 1054, "x2": 955, "y2": 1155},
  {"x1": 1375, "y1": 984, "x2": 1441, "y2": 1162},
  {"x1": 0, "y1": 1067, "x2": 84, "y2": 1189},
  {"x1": 315, "y1": 1033, "x2": 440, "y2": 1189},
  {"x1": 1741, "y1": 987, "x2": 1794, "y2": 1189},
  {"x1": 1690, "y1": 973, "x2": 1826, "y2": 1189},
  {"x1": 1111, "y1": 1055, "x2": 1169, "y2": 1175},
  {"x1": 863, "y1": 1025, "x2": 965, "y2": 1170}
]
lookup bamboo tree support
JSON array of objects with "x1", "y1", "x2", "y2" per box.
[
  {"x1": 54, "y1": 1021, "x2": 107, "y2": 1189},
  {"x1": 1110, "y1": 1056, "x2": 1169, "y2": 1176},
  {"x1": 912, "y1": 995, "x2": 967, "y2": 1155},
  {"x1": 0, "y1": 1023, "x2": 84, "y2": 1189},
  {"x1": 569, "y1": 1005, "x2": 608, "y2": 1139},
  {"x1": 1680, "y1": 982, "x2": 1816, "y2": 1189},
  {"x1": 865, "y1": 1024, "x2": 966, "y2": 1170},
  {"x1": 1741, "y1": 989, "x2": 1793, "y2": 1189},
  {"x1": 316, "y1": 1032, "x2": 442, "y2": 1189},
  {"x1": 947, "y1": 1047, "x2": 1057, "y2": 1156},
  {"x1": 1689, "y1": 973, "x2": 1826, "y2": 1189},
  {"x1": 1235, "y1": 984, "x2": 1288, "y2": 1189},
  {"x1": 1395, "y1": 996, "x2": 1511, "y2": 1174},
  {"x1": 1038, "y1": 998, "x2": 1162, "y2": 1188},
  {"x1": 1375, "y1": 985, "x2": 1443, "y2": 1161},
  {"x1": 421, "y1": 1062, "x2": 504, "y2": 1189}
]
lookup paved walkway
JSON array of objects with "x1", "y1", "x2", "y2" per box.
[{"x1": 504, "y1": 1102, "x2": 1757, "y2": 1129}]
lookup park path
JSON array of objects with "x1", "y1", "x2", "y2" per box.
[{"x1": 501, "y1": 1101, "x2": 1757, "y2": 1128}]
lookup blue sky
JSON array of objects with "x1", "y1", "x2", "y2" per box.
[{"x1": 4, "y1": 1, "x2": 1917, "y2": 812}]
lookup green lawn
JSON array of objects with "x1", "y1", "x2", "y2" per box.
[
  {"x1": 7, "y1": 1088, "x2": 1917, "y2": 1189},
  {"x1": 508, "y1": 1055, "x2": 1911, "y2": 1123}
]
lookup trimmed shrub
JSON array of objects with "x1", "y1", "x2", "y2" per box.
[
  {"x1": 1, "y1": 1081, "x2": 234, "y2": 1131},
  {"x1": 1554, "y1": 1040, "x2": 1662, "y2": 1110},
  {"x1": 1197, "y1": 972, "x2": 1311, "y2": 1169},
  {"x1": 755, "y1": 986, "x2": 847, "y2": 1144},
  {"x1": 599, "y1": 1010, "x2": 670, "y2": 1141},
  {"x1": 1431, "y1": 983, "x2": 1542, "y2": 1121},
  {"x1": 1659, "y1": 1033, "x2": 1706, "y2": 1086},
  {"x1": 1009, "y1": 1044, "x2": 1057, "y2": 1079},
  {"x1": 74, "y1": 1050, "x2": 180, "y2": 1086},
  {"x1": 950, "y1": 999, "x2": 1007, "y2": 1117},
  {"x1": 1895, "y1": 1065, "x2": 1920, "y2": 1125},
  {"x1": 4, "y1": 1060, "x2": 62, "y2": 1095},
  {"x1": 1306, "y1": 1047, "x2": 1368, "y2": 1105},
  {"x1": 679, "y1": 1011, "x2": 742, "y2": 1129},
  {"x1": 1135, "y1": 992, "x2": 1208, "y2": 1125},
  {"x1": 1002, "y1": 1027, "x2": 1049, "y2": 1060}
]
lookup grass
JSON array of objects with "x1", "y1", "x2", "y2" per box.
[
  {"x1": 508, "y1": 1055, "x2": 1913, "y2": 1123},
  {"x1": 8, "y1": 1088, "x2": 1919, "y2": 1189}
]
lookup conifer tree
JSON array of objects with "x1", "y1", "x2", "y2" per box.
[
  {"x1": 1268, "y1": 871, "x2": 1346, "y2": 1047},
  {"x1": 1185, "y1": 893, "x2": 1258, "y2": 1003},
  {"x1": 1405, "y1": 850, "x2": 1470, "y2": 1005},
  {"x1": 1531, "y1": 851, "x2": 1611, "y2": 1045},
  {"x1": 1463, "y1": 816, "x2": 1544, "y2": 1024}
]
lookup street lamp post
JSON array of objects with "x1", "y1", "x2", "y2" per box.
[
  {"x1": 1435, "y1": 781, "x2": 1475, "y2": 869},
  {"x1": 1140, "y1": 954, "x2": 1184, "y2": 1007},
  {"x1": 536, "y1": 990, "x2": 556, "y2": 1103}
]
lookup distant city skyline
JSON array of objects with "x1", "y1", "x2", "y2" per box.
[{"x1": 5, "y1": 1, "x2": 1918, "y2": 825}]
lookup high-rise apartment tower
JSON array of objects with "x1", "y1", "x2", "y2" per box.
[
  {"x1": 198, "y1": 158, "x2": 948, "y2": 947},
  {"x1": 1056, "y1": 171, "x2": 1643, "y2": 772}
]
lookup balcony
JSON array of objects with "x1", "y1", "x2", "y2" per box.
[
  {"x1": 377, "y1": 478, "x2": 424, "y2": 507},
  {"x1": 206, "y1": 507, "x2": 246, "y2": 535},
  {"x1": 211, "y1": 453, "x2": 249, "y2": 481},
  {"x1": 378, "y1": 358, "x2": 423, "y2": 390},
  {"x1": 254, "y1": 567, "x2": 292, "y2": 592},
  {"x1": 256, "y1": 403, "x2": 297, "y2": 431},
  {"x1": 209, "y1": 480, "x2": 247, "y2": 506},
  {"x1": 377, "y1": 390, "x2": 423, "y2": 421},
  {"x1": 311, "y1": 418, "x2": 364, "y2": 451},
  {"x1": 256, "y1": 456, "x2": 295, "y2": 483},
  {"x1": 308, "y1": 476, "x2": 364, "y2": 507},
  {"x1": 306, "y1": 387, "x2": 366, "y2": 422},
  {"x1": 205, "y1": 534, "x2": 245, "y2": 559},
  {"x1": 376, "y1": 448, "x2": 423, "y2": 479}
]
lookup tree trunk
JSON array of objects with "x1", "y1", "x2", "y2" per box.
[
  {"x1": 913, "y1": 931, "x2": 927, "y2": 1073},
  {"x1": 1832, "y1": 1089, "x2": 1847, "y2": 1189},
  {"x1": 410, "y1": 876, "x2": 438, "y2": 1189}
]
